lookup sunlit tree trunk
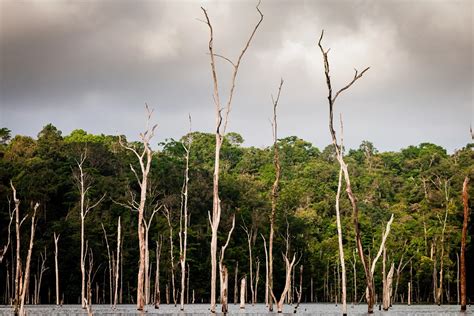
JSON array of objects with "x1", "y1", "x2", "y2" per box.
[
  {"x1": 240, "y1": 276, "x2": 246, "y2": 309},
  {"x1": 200, "y1": 5, "x2": 263, "y2": 312},
  {"x1": 53, "y1": 233, "x2": 60, "y2": 306},
  {"x1": 219, "y1": 216, "x2": 235, "y2": 313},
  {"x1": 118, "y1": 105, "x2": 157, "y2": 310}
]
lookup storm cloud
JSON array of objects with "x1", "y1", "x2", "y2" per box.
[{"x1": 1, "y1": 0, "x2": 472, "y2": 152}]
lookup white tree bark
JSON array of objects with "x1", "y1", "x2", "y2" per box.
[
  {"x1": 335, "y1": 166, "x2": 347, "y2": 315},
  {"x1": 200, "y1": 5, "x2": 263, "y2": 312},
  {"x1": 179, "y1": 124, "x2": 192, "y2": 311},
  {"x1": 113, "y1": 217, "x2": 121, "y2": 307},
  {"x1": 220, "y1": 215, "x2": 235, "y2": 313},
  {"x1": 53, "y1": 232, "x2": 60, "y2": 306},
  {"x1": 118, "y1": 105, "x2": 157, "y2": 310},
  {"x1": 240, "y1": 276, "x2": 246, "y2": 309}
]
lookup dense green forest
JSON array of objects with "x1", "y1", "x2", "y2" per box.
[{"x1": 0, "y1": 125, "x2": 472, "y2": 306}]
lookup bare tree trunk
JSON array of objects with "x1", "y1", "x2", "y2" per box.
[
  {"x1": 460, "y1": 176, "x2": 469, "y2": 311},
  {"x1": 335, "y1": 166, "x2": 347, "y2": 315},
  {"x1": 318, "y1": 30, "x2": 375, "y2": 313},
  {"x1": 53, "y1": 233, "x2": 60, "y2": 306},
  {"x1": 220, "y1": 216, "x2": 235, "y2": 313},
  {"x1": 408, "y1": 282, "x2": 411, "y2": 306},
  {"x1": 254, "y1": 258, "x2": 260, "y2": 304},
  {"x1": 242, "y1": 223, "x2": 255, "y2": 305},
  {"x1": 352, "y1": 249, "x2": 357, "y2": 305},
  {"x1": 240, "y1": 276, "x2": 246, "y2": 309},
  {"x1": 234, "y1": 261, "x2": 239, "y2": 305},
  {"x1": 114, "y1": 217, "x2": 121, "y2": 307},
  {"x1": 143, "y1": 208, "x2": 159, "y2": 306},
  {"x1": 269, "y1": 79, "x2": 284, "y2": 312},
  {"x1": 200, "y1": 5, "x2": 263, "y2": 312},
  {"x1": 436, "y1": 180, "x2": 450, "y2": 306},
  {"x1": 154, "y1": 237, "x2": 162, "y2": 309},
  {"x1": 293, "y1": 265, "x2": 303, "y2": 313},
  {"x1": 19, "y1": 203, "x2": 38, "y2": 316},
  {"x1": 382, "y1": 247, "x2": 395, "y2": 310},
  {"x1": 101, "y1": 223, "x2": 113, "y2": 305},
  {"x1": 118, "y1": 105, "x2": 157, "y2": 311},
  {"x1": 12, "y1": 182, "x2": 21, "y2": 312},
  {"x1": 274, "y1": 254, "x2": 296, "y2": 313},
  {"x1": 35, "y1": 249, "x2": 48, "y2": 304},
  {"x1": 74, "y1": 151, "x2": 105, "y2": 309},
  {"x1": 179, "y1": 127, "x2": 191, "y2": 311},
  {"x1": 262, "y1": 235, "x2": 269, "y2": 306},
  {"x1": 163, "y1": 206, "x2": 177, "y2": 306}
]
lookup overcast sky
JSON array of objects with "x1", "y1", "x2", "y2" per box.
[{"x1": 1, "y1": 0, "x2": 472, "y2": 152}]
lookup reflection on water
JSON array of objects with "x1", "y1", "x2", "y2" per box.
[{"x1": 0, "y1": 303, "x2": 472, "y2": 315}]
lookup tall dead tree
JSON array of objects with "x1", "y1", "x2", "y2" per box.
[
  {"x1": 144, "y1": 205, "x2": 160, "y2": 305},
  {"x1": 460, "y1": 176, "x2": 469, "y2": 311},
  {"x1": 118, "y1": 105, "x2": 157, "y2": 310},
  {"x1": 318, "y1": 30, "x2": 377, "y2": 313},
  {"x1": 53, "y1": 232, "x2": 60, "y2": 305},
  {"x1": 269, "y1": 78, "x2": 284, "y2": 311},
  {"x1": 219, "y1": 215, "x2": 235, "y2": 313},
  {"x1": 335, "y1": 163, "x2": 347, "y2": 315},
  {"x1": 74, "y1": 150, "x2": 105, "y2": 308},
  {"x1": 200, "y1": 4, "x2": 263, "y2": 312},
  {"x1": 114, "y1": 217, "x2": 121, "y2": 307},
  {"x1": 179, "y1": 117, "x2": 192, "y2": 311},
  {"x1": 242, "y1": 220, "x2": 255, "y2": 305}
]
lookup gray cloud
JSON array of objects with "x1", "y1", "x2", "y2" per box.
[{"x1": 1, "y1": 0, "x2": 472, "y2": 152}]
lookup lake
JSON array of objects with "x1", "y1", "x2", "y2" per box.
[{"x1": 0, "y1": 303, "x2": 472, "y2": 315}]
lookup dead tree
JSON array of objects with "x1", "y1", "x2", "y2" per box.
[
  {"x1": 144, "y1": 205, "x2": 160, "y2": 305},
  {"x1": 234, "y1": 262, "x2": 239, "y2": 304},
  {"x1": 0, "y1": 203, "x2": 14, "y2": 263},
  {"x1": 293, "y1": 265, "x2": 303, "y2": 313},
  {"x1": 200, "y1": 3, "x2": 263, "y2": 312},
  {"x1": 382, "y1": 247, "x2": 395, "y2": 310},
  {"x1": 53, "y1": 232, "x2": 60, "y2": 305},
  {"x1": 261, "y1": 234, "x2": 269, "y2": 306},
  {"x1": 179, "y1": 118, "x2": 192, "y2": 311},
  {"x1": 242, "y1": 220, "x2": 255, "y2": 305},
  {"x1": 163, "y1": 205, "x2": 177, "y2": 305},
  {"x1": 114, "y1": 217, "x2": 121, "y2": 307},
  {"x1": 240, "y1": 275, "x2": 246, "y2": 309},
  {"x1": 271, "y1": 253, "x2": 296, "y2": 313},
  {"x1": 434, "y1": 178, "x2": 450, "y2": 305},
  {"x1": 18, "y1": 203, "x2": 39, "y2": 316},
  {"x1": 12, "y1": 182, "x2": 24, "y2": 310},
  {"x1": 74, "y1": 150, "x2": 106, "y2": 308},
  {"x1": 254, "y1": 258, "x2": 260, "y2": 304},
  {"x1": 460, "y1": 176, "x2": 469, "y2": 311},
  {"x1": 318, "y1": 30, "x2": 378, "y2": 313},
  {"x1": 219, "y1": 215, "x2": 235, "y2": 313},
  {"x1": 154, "y1": 236, "x2": 163, "y2": 309},
  {"x1": 269, "y1": 78, "x2": 284, "y2": 311},
  {"x1": 101, "y1": 223, "x2": 113, "y2": 305},
  {"x1": 118, "y1": 105, "x2": 157, "y2": 310},
  {"x1": 34, "y1": 248, "x2": 48, "y2": 304},
  {"x1": 335, "y1": 163, "x2": 347, "y2": 315}
]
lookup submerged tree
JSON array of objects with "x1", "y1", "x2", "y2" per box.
[
  {"x1": 200, "y1": 3, "x2": 263, "y2": 312},
  {"x1": 317, "y1": 30, "x2": 377, "y2": 313}
]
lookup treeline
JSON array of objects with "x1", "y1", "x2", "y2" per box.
[{"x1": 0, "y1": 125, "x2": 472, "y2": 306}]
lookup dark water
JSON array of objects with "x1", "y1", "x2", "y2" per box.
[{"x1": 0, "y1": 303, "x2": 472, "y2": 315}]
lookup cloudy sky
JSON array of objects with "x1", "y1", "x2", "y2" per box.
[{"x1": 1, "y1": 0, "x2": 472, "y2": 152}]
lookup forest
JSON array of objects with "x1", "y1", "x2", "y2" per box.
[
  {"x1": 0, "y1": 123, "x2": 473, "y2": 311},
  {"x1": 0, "y1": 3, "x2": 472, "y2": 316}
]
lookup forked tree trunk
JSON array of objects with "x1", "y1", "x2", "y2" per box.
[
  {"x1": 460, "y1": 176, "x2": 469, "y2": 311},
  {"x1": 273, "y1": 254, "x2": 296, "y2": 313},
  {"x1": 254, "y1": 258, "x2": 260, "y2": 304},
  {"x1": 219, "y1": 216, "x2": 235, "y2": 313},
  {"x1": 200, "y1": 5, "x2": 263, "y2": 312},
  {"x1": 318, "y1": 30, "x2": 375, "y2": 313},
  {"x1": 118, "y1": 105, "x2": 157, "y2": 311},
  {"x1": 269, "y1": 79, "x2": 284, "y2": 311}
]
